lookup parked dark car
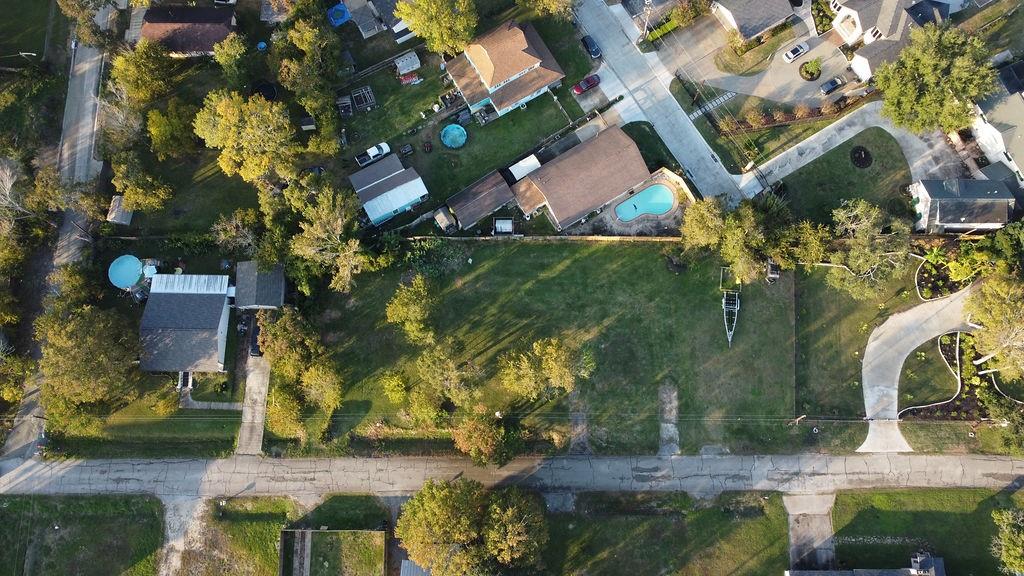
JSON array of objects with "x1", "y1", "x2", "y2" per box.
[
  {"x1": 249, "y1": 316, "x2": 262, "y2": 357},
  {"x1": 400, "y1": 143, "x2": 414, "y2": 156},
  {"x1": 573, "y1": 74, "x2": 601, "y2": 95},
  {"x1": 820, "y1": 76, "x2": 845, "y2": 95},
  {"x1": 581, "y1": 35, "x2": 601, "y2": 59}
]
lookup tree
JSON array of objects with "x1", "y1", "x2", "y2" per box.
[
  {"x1": 416, "y1": 341, "x2": 477, "y2": 407},
  {"x1": 110, "y1": 151, "x2": 172, "y2": 212},
  {"x1": 213, "y1": 32, "x2": 249, "y2": 88},
  {"x1": 825, "y1": 200, "x2": 910, "y2": 300},
  {"x1": 379, "y1": 370, "x2": 408, "y2": 403},
  {"x1": 993, "y1": 508, "x2": 1024, "y2": 574},
  {"x1": 517, "y1": 0, "x2": 572, "y2": 20},
  {"x1": 211, "y1": 208, "x2": 260, "y2": 258},
  {"x1": 101, "y1": 85, "x2": 145, "y2": 154},
  {"x1": 452, "y1": 414, "x2": 517, "y2": 465},
  {"x1": 0, "y1": 157, "x2": 30, "y2": 218},
  {"x1": 147, "y1": 98, "x2": 198, "y2": 161},
  {"x1": 109, "y1": 39, "x2": 174, "y2": 108},
  {"x1": 299, "y1": 362, "x2": 343, "y2": 412},
  {"x1": 266, "y1": 385, "x2": 306, "y2": 440},
  {"x1": 498, "y1": 338, "x2": 593, "y2": 401},
  {"x1": 193, "y1": 90, "x2": 298, "y2": 183},
  {"x1": 56, "y1": 0, "x2": 113, "y2": 47},
  {"x1": 719, "y1": 202, "x2": 765, "y2": 283},
  {"x1": 680, "y1": 197, "x2": 726, "y2": 251},
  {"x1": 290, "y1": 187, "x2": 365, "y2": 292},
  {"x1": 0, "y1": 68, "x2": 61, "y2": 157},
  {"x1": 484, "y1": 488, "x2": 548, "y2": 568},
  {"x1": 967, "y1": 274, "x2": 1024, "y2": 379},
  {"x1": 875, "y1": 24, "x2": 996, "y2": 133},
  {"x1": 277, "y1": 19, "x2": 344, "y2": 155},
  {"x1": 385, "y1": 275, "x2": 436, "y2": 344},
  {"x1": 396, "y1": 479, "x2": 489, "y2": 576},
  {"x1": 773, "y1": 220, "x2": 831, "y2": 268},
  {"x1": 28, "y1": 165, "x2": 70, "y2": 213},
  {"x1": 394, "y1": 0, "x2": 477, "y2": 55},
  {"x1": 258, "y1": 308, "x2": 324, "y2": 381}
]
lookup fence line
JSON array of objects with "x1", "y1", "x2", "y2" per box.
[{"x1": 404, "y1": 235, "x2": 679, "y2": 243}]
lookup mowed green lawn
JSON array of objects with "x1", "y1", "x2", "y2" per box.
[
  {"x1": 782, "y1": 127, "x2": 913, "y2": 224},
  {"x1": 958, "y1": 0, "x2": 1024, "y2": 56},
  {"x1": 899, "y1": 337, "x2": 958, "y2": 411},
  {"x1": 323, "y1": 242, "x2": 795, "y2": 454},
  {"x1": 0, "y1": 0, "x2": 50, "y2": 57},
  {"x1": 544, "y1": 492, "x2": 789, "y2": 575},
  {"x1": 832, "y1": 489, "x2": 1024, "y2": 575},
  {"x1": 0, "y1": 495, "x2": 163, "y2": 576}
]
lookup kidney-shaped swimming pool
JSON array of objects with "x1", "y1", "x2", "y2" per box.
[{"x1": 614, "y1": 183, "x2": 675, "y2": 222}]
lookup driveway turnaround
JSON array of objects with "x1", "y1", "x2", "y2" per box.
[
  {"x1": 736, "y1": 101, "x2": 964, "y2": 196},
  {"x1": 858, "y1": 287, "x2": 974, "y2": 453},
  {"x1": 235, "y1": 356, "x2": 270, "y2": 455},
  {"x1": 574, "y1": 0, "x2": 745, "y2": 200}
]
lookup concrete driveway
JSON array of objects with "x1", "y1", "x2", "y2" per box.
[{"x1": 659, "y1": 20, "x2": 854, "y2": 105}]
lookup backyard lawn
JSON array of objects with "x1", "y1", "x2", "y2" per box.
[
  {"x1": 0, "y1": 0, "x2": 51, "y2": 57},
  {"x1": 0, "y1": 495, "x2": 164, "y2": 576},
  {"x1": 795, "y1": 267, "x2": 918, "y2": 419},
  {"x1": 713, "y1": 25, "x2": 797, "y2": 76},
  {"x1": 51, "y1": 375, "x2": 241, "y2": 458},
  {"x1": 782, "y1": 127, "x2": 913, "y2": 224},
  {"x1": 899, "y1": 337, "x2": 958, "y2": 411},
  {"x1": 958, "y1": 0, "x2": 1024, "y2": 56},
  {"x1": 544, "y1": 492, "x2": 789, "y2": 575},
  {"x1": 832, "y1": 489, "x2": 1024, "y2": 574},
  {"x1": 621, "y1": 121, "x2": 682, "y2": 173},
  {"x1": 318, "y1": 242, "x2": 796, "y2": 455}
]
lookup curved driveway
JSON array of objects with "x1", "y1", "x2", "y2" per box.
[{"x1": 857, "y1": 287, "x2": 974, "y2": 452}]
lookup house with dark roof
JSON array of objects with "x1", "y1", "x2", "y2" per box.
[
  {"x1": 711, "y1": 0, "x2": 794, "y2": 40},
  {"x1": 910, "y1": 177, "x2": 1016, "y2": 233},
  {"x1": 234, "y1": 261, "x2": 285, "y2": 310},
  {"x1": 828, "y1": 0, "x2": 966, "y2": 81},
  {"x1": 140, "y1": 275, "x2": 231, "y2": 373},
  {"x1": 446, "y1": 21, "x2": 565, "y2": 121},
  {"x1": 512, "y1": 127, "x2": 651, "y2": 230},
  {"x1": 344, "y1": 0, "x2": 416, "y2": 43},
  {"x1": 446, "y1": 171, "x2": 515, "y2": 230},
  {"x1": 786, "y1": 552, "x2": 946, "y2": 576},
  {"x1": 349, "y1": 154, "x2": 430, "y2": 226},
  {"x1": 974, "y1": 61, "x2": 1024, "y2": 188},
  {"x1": 140, "y1": 7, "x2": 236, "y2": 57}
]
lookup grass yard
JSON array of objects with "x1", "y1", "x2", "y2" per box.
[
  {"x1": 901, "y1": 420, "x2": 1021, "y2": 454},
  {"x1": 0, "y1": 0, "x2": 51, "y2": 58},
  {"x1": 832, "y1": 489, "x2": 1024, "y2": 574},
  {"x1": 308, "y1": 532, "x2": 385, "y2": 576},
  {"x1": 621, "y1": 121, "x2": 682, "y2": 174},
  {"x1": 319, "y1": 242, "x2": 795, "y2": 455},
  {"x1": 51, "y1": 375, "x2": 241, "y2": 458},
  {"x1": 899, "y1": 338, "x2": 957, "y2": 411},
  {"x1": 782, "y1": 127, "x2": 913, "y2": 224},
  {"x1": 795, "y1": 267, "x2": 918, "y2": 419},
  {"x1": 133, "y1": 149, "x2": 258, "y2": 235},
  {"x1": 544, "y1": 492, "x2": 789, "y2": 575},
  {"x1": 713, "y1": 26, "x2": 797, "y2": 76},
  {"x1": 957, "y1": 0, "x2": 1024, "y2": 56},
  {"x1": 0, "y1": 495, "x2": 163, "y2": 576}
]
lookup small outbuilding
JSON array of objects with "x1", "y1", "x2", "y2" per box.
[
  {"x1": 234, "y1": 261, "x2": 285, "y2": 310},
  {"x1": 106, "y1": 195, "x2": 133, "y2": 226},
  {"x1": 446, "y1": 171, "x2": 515, "y2": 230},
  {"x1": 394, "y1": 50, "x2": 421, "y2": 75},
  {"x1": 350, "y1": 154, "x2": 430, "y2": 226}
]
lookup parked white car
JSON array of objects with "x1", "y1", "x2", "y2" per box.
[
  {"x1": 782, "y1": 42, "x2": 810, "y2": 63},
  {"x1": 355, "y1": 143, "x2": 391, "y2": 167}
]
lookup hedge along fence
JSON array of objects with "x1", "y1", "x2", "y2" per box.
[
  {"x1": 405, "y1": 235, "x2": 681, "y2": 243},
  {"x1": 647, "y1": 19, "x2": 680, "y2": 42},
  {"x1": 718, "y1": 90, "x2": 877, "y2": 135}
]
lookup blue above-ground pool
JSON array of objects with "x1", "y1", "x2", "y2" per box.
[
  {"x1": 108, "y1": 254, "x2": 143, "y2": 289},
  {"x1": 440, "y1": 124, "x2": 468, "y2": 149},
  {"x1": 615, "y1": 184, "x2": 675, "y2": 222}
]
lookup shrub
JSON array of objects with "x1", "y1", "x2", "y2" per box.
[
  {"x1": 820, "y1": 100, "x2": 838, "y2": 115},
  {"x1": 794, "y1": 103, "x2": 813, "y2": 119},
  {"x1": 772, "y1": 108, "x2": 788, "y2": 123},
  {"x1": 718, "y1": 117, "x2": 739, "y2": 131},
  {"x1": 744, "y1": 109, "x2": 766, "y2": 127},
  {"x1": 380, "y1": 370, "x2": 408, "y2": 404}
]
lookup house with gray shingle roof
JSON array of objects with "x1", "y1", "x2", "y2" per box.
[
  {"x1": 140, "y1": 274, "x2": 231, "y2": 373},
  {"x1": 234, "y1": 261, "x2": 285, "y2": 310},
  {"x1": 711, "y1": 0, "x2": 793, "y2": 40},
  {"x1": 974, "y1": 61, "x2": 1024, "y2": 190},
  {"x1": 910, "y1": 177, "x2": 1016, "y2": 234}
]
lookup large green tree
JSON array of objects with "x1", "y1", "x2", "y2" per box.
[
  {"x1": 516, "y1": 0, "x2": 572, "y2": 19},
  {"x1": 993, "y1": 508, "x2": 1024, "y2": 574},
  {"x1": 110, "y1": 151, "x2": 172, "y2": 212},
  {"x1": 109, "y1": 39, "x2": 174, "y2": 108},
  {"x1": 394, "y1": 0, "x2": 477, "y2": 55},
  {"x1": 213, "y1": 32, "x2": 249, "y2": 88},
  {"x1": 257, "y1": 307, "x2": 324, "y2": 381},
  {"x1": 147, "y1": 98, "x2": 198, "y2": 161},
  {"x1": 193, "y1": 90, "x2": 298, "y2": 183},
  {"x1": 875, "y1": 24, "x2": 997, "y2": 133},
  {"x1": 967, "y1": 273, "x2": 1024, "y2": 379},
  {"x1": 484, "y1": 488, "x2": 548, "y2": 569},
  {"x1": 824, "y1": 199, "x2": 910, "y2": 300},
  {"x1": 498, "y1": 337, "x2": 594, "y2": 401},
  {"x1": 290, "y1": 186, "x2": 365, "y2": 292},
  {"x1": 385, "y1": 274, "x2": 436, "y2": 344}
]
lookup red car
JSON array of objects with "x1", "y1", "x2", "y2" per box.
[{"x1": 573, "y1": 74, "x2": 601, "y2": 95}]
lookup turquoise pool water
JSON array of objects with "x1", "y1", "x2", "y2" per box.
[{"x1": 614, "y1": 184, "x2": 675, "y2": 222}]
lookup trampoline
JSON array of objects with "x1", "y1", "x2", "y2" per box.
[
  {"x1": 327, "y1": 2, "x2": 351, "y2": 27},
  {"x1": 108, "y1": 255, "x2": 144, "y2": 290},
  {"x1": 440, "y1": 124, "x2": 468, "y2": 149},
  {"x1": 252, "y1": 81, "x2": 278, "y2": 101}
]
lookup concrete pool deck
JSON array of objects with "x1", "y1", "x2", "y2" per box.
[{"x1": 567, "y1": 168, "x2": 695, "y2": 236}]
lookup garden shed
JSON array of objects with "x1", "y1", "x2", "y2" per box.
[
  {"x1": 394, "y1": 50, "x2": 421, "y2": 75},
  {"x1": 446, "y1": 171, "x2": 514, "y2": 230}
]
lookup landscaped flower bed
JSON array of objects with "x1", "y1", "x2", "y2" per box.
[
  {"x1": 914, "y1": 244, "x2": 970, "y2": 300},
  {"x1": 799, "y1": 58, "x2": 822, "y2": 81},
  {"x1": 811, "y1": 0, "x2": 835, "y2": 35}
]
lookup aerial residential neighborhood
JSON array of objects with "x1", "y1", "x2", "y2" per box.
[{"x1": 3, "y1": 0, "x2": 1024, "y2": 574}]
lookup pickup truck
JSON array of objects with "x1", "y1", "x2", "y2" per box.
[{"x1": 355, "y1": 143, "x2": 391, "y2": 167}]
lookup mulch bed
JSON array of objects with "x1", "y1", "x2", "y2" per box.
[
  {"x1": 799, "y1": 62, "x2": 821, "y2": 81},
  {"x1": 916, "y1": 260, "x2": 969, "y2": 300},
  {"x1": 850, "y1": 145, "x2": 872, "y2": 168},
  {"x1": 901, "y1": 334, "x2": 981, "y2": 420}
]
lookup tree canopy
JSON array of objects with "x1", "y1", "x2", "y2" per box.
[
  {"x1": 824, "y1": 199, "x2": 910, "y2": 300},
  {"x1": 967, "y1": 273, "x2": 1024, "y2": 380},
  {"x1": 147, "y1": 98, "x2": 198, "y2": 161},
  {"x1": 394, "y1": 0, "x2": 477, "y2": 55},
  {"x1": 517, "y1": 0, "x2": 573, "y2": 20},
  {"x1": 290, "y1": 185, "x2": 365, "y2": 292},
  {"x1": 993, "y1": 508, "x2": 1024, "y2": 574},
  {"x1": 193, "y1": 90, "x2": 298, "y2": 183},
  {"x1": 213, "y1": 32, "x2": 249, "y2": 88},
  {"x1": 109, "y1": 39, "x2": 174, "y2": 108},
  {"x1": 875, "y1": 24, "x2": 996, "y2": 133},
  {"x1": 498, "y1": 337, "x2": 594, "y2": 401},
  {"x1": 110, "y1": 151, "x2": 172, "y2": 212}
]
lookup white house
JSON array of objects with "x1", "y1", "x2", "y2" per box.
[
  {"x1": 973, "y1": 61, "x2": 1024, "y2": 188},
  {"x1": 829, "y1": 0, "x2": 966, "y2": 81},
  {"x1": 349, "y1": 154, "x2": 430, "y2": 226}
]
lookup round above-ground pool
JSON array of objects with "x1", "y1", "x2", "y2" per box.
[
  {"x1": 440, "y1": 124, "x2": 468, "y2": 149},
  {"x1": 108, "y1": 254, "x2": 143, "y2": 290},
  {"x1": 615, "y1": 183, "x2": 675, "y2": 222}
]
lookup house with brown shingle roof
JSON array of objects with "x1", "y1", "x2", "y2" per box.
[
  {"x1": 141, "y1": 7, "x2": 235, "y2": 57},
  {"x1": 446, "y1": 20, "x2": 565, "y2": 120},
  {"x1": 512, "y1": 127, "x2": 651, "y2": 230}
]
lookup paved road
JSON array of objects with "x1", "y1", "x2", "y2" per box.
[
  {"x1": 5, "y1": 453, "x2": 1024, "y2": 499},
  {"x1": 236, "y1": 356, "x2": 270, "y2": 455},
  {"x1": 736, "y1": 101, "x2": 965, "y2": 196},
  {"x1": 0, "y1": 8, "x2": 109, "y2": 460},
  {"x1": 575, "y1": 0, "x2": 745, "y2": 200},
  {"x1": 858, "y1": 286, "x2": 974, "y2": 453}
]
